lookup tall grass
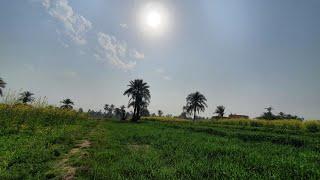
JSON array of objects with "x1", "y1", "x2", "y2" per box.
[
  {"x1": 0, "y1": 104, "x2": 87, "y2": 134},
  {"x1": 142, "y1": 117, "x2": 320, "y2": 133}
]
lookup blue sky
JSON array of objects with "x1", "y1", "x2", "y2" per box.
[{"x1": 1, "y1": 0, "x2": 320, "y2": 119}]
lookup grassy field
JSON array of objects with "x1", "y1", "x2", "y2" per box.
[{"x1": 1, "y1": 105, "x2": 320, "y2": 179}]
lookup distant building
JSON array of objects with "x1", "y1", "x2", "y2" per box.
[{"x1": 228, "y1": 114, "x2": 249, "y2": 119}]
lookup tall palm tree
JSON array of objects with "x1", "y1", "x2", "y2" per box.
[
  {"x1": 185, "y1": 91, "x2": 207, "y2": 121},
  {"x1": 60, "y1": 98, "x2": 74, "y2": 109},
  {"x1": 215, "y1": 105, "x2": 225, "y2": 118},
  {"x1": 0, "y1": 78, "x2": 6, "y2": 97},
  {"x1": 123, "y1": 79, "x2": 151, "y2": 122},
  {"x1": 19, "y1": 91, "x2": 34, "y2": 104}
]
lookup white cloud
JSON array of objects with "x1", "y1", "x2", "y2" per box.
[
  {"x1": 156, "y1": 68, "x2": 172, "y2": 80},
  {"x1": 130, "y1": 49, "x2": 145, "y2": 60},
  {"x1": 97, "y1": 32, "x2": 137, "y2": 70},
  {"x1": 42, "y1": 0, "x2": 92, "y2": 45},
  {"x1": 120, "y1": 23, "x2": 128, "y2": 29},
  {"x1": 37, "y1": 0, "x2": 144, "y2": 71}
]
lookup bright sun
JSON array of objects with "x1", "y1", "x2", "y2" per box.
[
  {"x1": 146, "y1": 11, "x2": 162, "y2": 29},
  {"x1": 139, "y1": 2, "x2": 169, "y2": 35}
]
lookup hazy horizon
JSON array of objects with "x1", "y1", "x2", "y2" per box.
[{"x1": 1, "y1": 0, "x2": 320, "y2": 119}]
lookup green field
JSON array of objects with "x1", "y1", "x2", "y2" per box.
[{"x1": 1, "y1": 106, "x2": 320, "y2": 179}]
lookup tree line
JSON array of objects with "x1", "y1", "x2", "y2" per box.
[{"x1": 0, "y1": 77, "x2": 303, "y2": 122}]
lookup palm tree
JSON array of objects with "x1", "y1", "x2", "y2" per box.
[
  {"x1": 215, "y1": 105, "x2": 225, "y2": 118},
  {"x1": 115, "y1": 105, "x2": 127, "y2": 120},
  {"x1": 109, "y1": 104, "x2": 115, "y2": 117},
  {"x1": 60, "y1": 98, "x2": 74, "y2": 109},
  {"x1": 0, "y1": 78, "x2": 6, "y2": 97},
  {"x1": 123, "y1": 79, "x2": 151, "y2": 122},
  {"x1": 158, "y1": 110, "x2": 163, "y2": 117},
  {"x1": 19, "y1": 91, "x2": 34, "y2": 104},
  {"x1": 265, "y1": 106, "x2": 273, "y2": 113},
  {"x1": 104, "y1": 104, "x2": 109, "y2": 113},
  {"x1": 185, "y1": 91, "x2": 207, "y2": 121}
]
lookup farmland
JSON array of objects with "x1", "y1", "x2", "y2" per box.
[{"x1": 0, "y1": 105, "x2": 320, "y2": 179}]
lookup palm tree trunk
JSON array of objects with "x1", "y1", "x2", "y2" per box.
[
  {"x1": 135, "y1": 105, "x2": 141, "y2": 122},
  {"x1": 193, "y1": 108, "x2": 196, "y2": 122},
  {"x1": 132, "y1": 105, "x2": 137, "y2": 122}
]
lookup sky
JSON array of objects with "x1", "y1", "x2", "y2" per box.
[{"x1": 0, "y1": 0, "x2": 320, "y2": 119}]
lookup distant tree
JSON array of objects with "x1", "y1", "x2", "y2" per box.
[
  {"x1": 265, "y1": 106, "x2": 273, "y2": 114},
  {"x1": 104, "y1": 104, "x2": 109, "y2": 114},
  {"x1": 141, "y1": 106, "x2": 150, "y2": 117},
  {"x1": 215, "y1": 105, "x2": 226, "y2": 118},
  {"x1": 19, "y1": 91, "x2": 35, "y2": 104},
  {"x1": 60, "y1": 98, "x2": 74, "y2": 109},
  {"x1": 78, "y1": 108, "x2": 84, "y2": 113},
  {"x1": 0, "y1": 78, "x2": 6, "y2": 97},
  {"x1": 114, "y1": 107, "x2": 121, "y2": 118},
  {"x1": 185, "y1": 91, "x2": 208, "y2": 121},
  {"x1": 119, "y1": 105, "x2": 127, "y2": 120},
  {"x1": 257, "y1": 106, "x2": 276, "y2": 120},
  {"x1": 123, "y1": 79, "x2": 151, "y2": 122},
  {"x1": 158, "y1": 110, "x2": 163, "y2": 117},
  {"x1": 109, "y1": 104, "x2": 115, "y2": 117},
  {"x1": 278, "y1": 112, "x2": 285, "y2": 119}
]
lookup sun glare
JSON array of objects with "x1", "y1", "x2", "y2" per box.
[
  {"x1": 139, "y1": 2, "x2": 169, "y2": 36},
  {"x1": 146, "y1": 11, "x2": 162, "y2": 28}
]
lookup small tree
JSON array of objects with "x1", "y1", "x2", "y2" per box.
[
  {"x1": 257, "y1": 106, "x2": 276, "y2": 120},
  {"x1": 158, "y1": 110, "x2": 163, "y2": 117},
  {"x1": 104, "y1": 104, "x2": 109, "y2": 114},
  {"x1": 19, "y1": 91, "x2": 35, "y2": 104},
  {"x1": 60, "y1": 99, "x2": 74, "y2": 109},
  {"x1": 215, "y1": 105, "x2": 225, "y2": 118}
]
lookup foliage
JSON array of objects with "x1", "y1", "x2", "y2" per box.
[
  {"x1": 123, "y1": 79, "x2": 151, "y2": 122},
  {"x1": 215, "y1": 105, "x2": 225, "y2": 118},
  {"x1": 142, "y1": 117, "x2": 320, "y2": 133},
  {"x1": 0, "y1": 104, "x2": 92, "y2": 179},
  {"x1": 114, "y1": 105, "x2": 128, "y2": 120},
  {"x1": 18, "y1": 91, "x2": 35, "y2": 104},
  {"x1": 60, "y1": 98, "x2": 74, "y2": 109},
  {"x1": 185, "y1": 91, "x2": 207, "y2": 121},
  {"x1": 158, "y1": 110, "x2": 163, "y2": 117},
  {"x1": 0, "y1": 104, "x2": 87, "y2": 133}
]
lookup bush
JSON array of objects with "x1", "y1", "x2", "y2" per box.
[
  {"x1": 305, "y1": 121, "x2": 320, "y2": 133},
  {"x1": 0, "y1": 104, "x2": 87, "y2": 134}
]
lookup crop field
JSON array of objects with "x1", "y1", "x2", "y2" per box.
[{"x1": 1, "y1": 106, "x2": 320, "y2": 179}]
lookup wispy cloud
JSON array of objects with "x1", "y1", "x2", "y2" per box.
[
  {"x1": 37, "y1": 0, "x2": 144, "y2": 71},
  {"x1": 42, "y1": 0, "x2": 92, "y2": 45},
  {"x1": 130, "y1": 49, "x2": 145, "y2": 60},
  {"x1": 120, "y1": 23, "x2": 128, "y2": 29},
  {"x1": 97, "y1": 32, "x2": 137, "y2": 70},
  {"x1": 156, "y1": 68, "x2": 172, "y2": 81}
]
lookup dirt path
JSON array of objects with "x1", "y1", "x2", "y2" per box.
[{"x1": 58, "y1": 140, "x2": 91, "y2": 180}]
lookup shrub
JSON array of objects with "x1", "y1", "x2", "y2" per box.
[
  {"x1": 0, "y1": 104, "x2": 88, "y2": 133},
  {"x1": 305, "y1": 121, "x2": 320, "y2": 133}
]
